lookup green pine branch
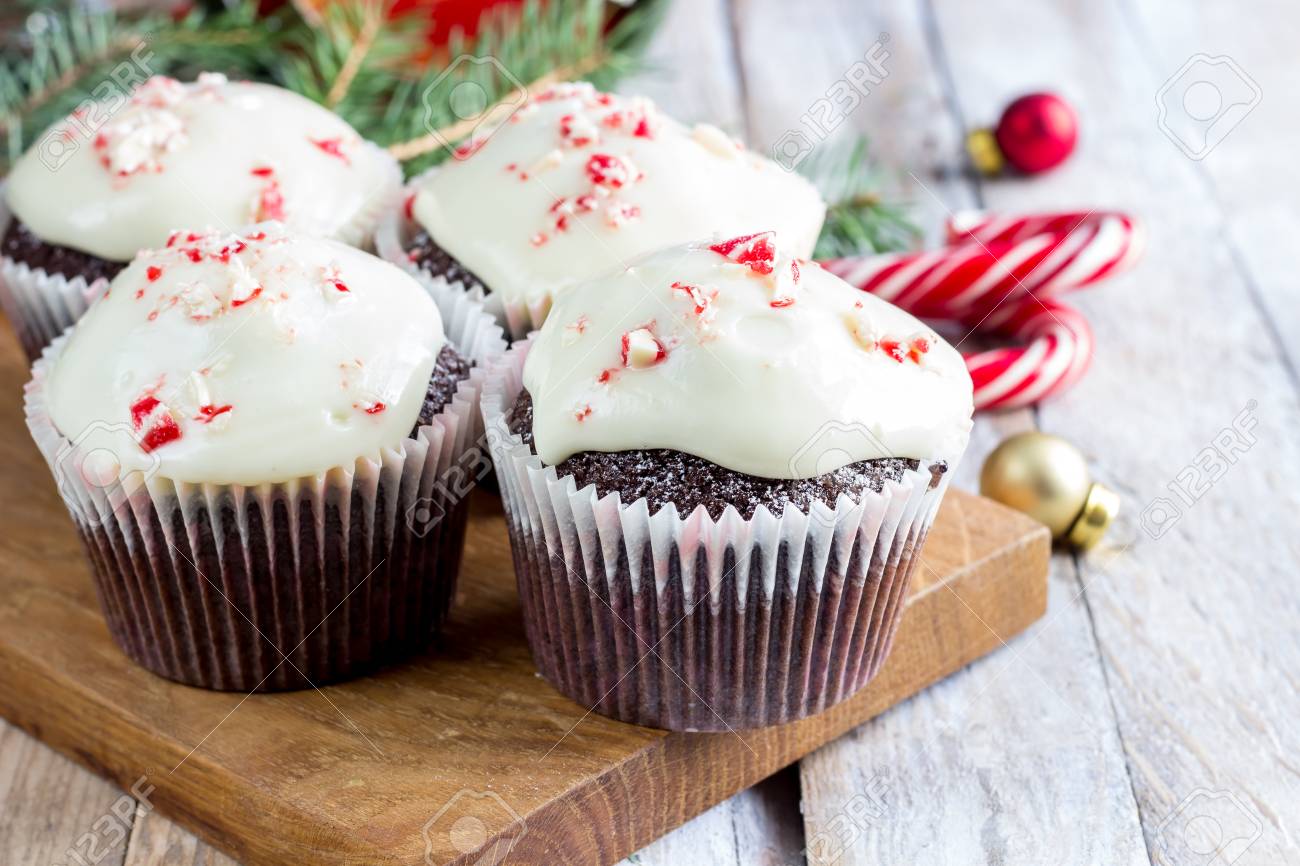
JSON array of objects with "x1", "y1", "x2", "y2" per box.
[
  {"x1": 800, "y1": 137, "x2": 919, "y2": 259},
  {"x1": 0, "y1": 0, "x2": 669, "y2": 177},
  {"x1": 0, "y1": 0, "x2": 906, "y2": 261}
]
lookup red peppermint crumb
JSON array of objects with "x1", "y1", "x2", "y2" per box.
[
  {"x1": 633, "y1": 116, "x2": 654, "y2": 138},
  {"x1": 403, "y1": 192, "x2": 416, "y2": 221},
  {"x1": 135, "y1": 289, "x2": 145, "y2": 300},
  {"x1": 671, "y1": 281, "x2": 713, "y2": 317},
  {"x1": 605, "y1": 203, "x2": 641, "y2": 228},
  {"x1": 146, "y1": 266, "x2": 163, "y2": 282},
  {"x1": 194, "y1": 404, "x2": 233, "y2": 423},
  {"x1": 575, "y1": 404, "x2": 593, "y2": 422},
  {"x1": 790, "y1": 259, "x2": 801, "y2": 284},
  {"x1": 770, "y1": 297, "x2": 796, "y2": 309},
  {"x1": 907, "y1": 335, "x2": 932, "y2": 363},
  {"x1": 559, "y1": 113, "x2": 596, "y2": 146},
  {"x1": 620, "y1": 326, "x2": 667, "y2": 369},
  {"x1": 569, "y1": 314, "x2": 590, "y2": 334},
  {"x1": 184, "y1": 248, "x2": 203, "y2": 263},
  {"x1": 130, "y1": 395, "x2": 160, "y2": 427},
  {"x1": 505, "y1": 162, "x2": 517, "y2": 171},
  {"x1": 331, "y1": 280, "x2": 349, "y2": 293},
  {"x1": 246, "y1": 231, "x2": 267, "y2": 241},
  {"x1": 230, "y1": 286, "x2": 263, "y2": 308},
  {"x1": 597, "y1": 367, "x2": 618, "y2": 384},
  {"x1": 363, "y1": 401, "x2": 386, "y2": 415},
  {"x1": 140, "y1": 416, "x2": 181, "y2": 452},
  {"x1": 880, "y1": 340, "x2": 906, "y2": 363},
  {"x1": 530, "y1": 232, "x2": 549, "y2": 247},
  {"x1": 709, "y1": 232, "x2": 777, "y2": 276},
  {"x1": 250, "y1": 166, "x2": 275, "y2": 177},
  {"x1": 129, "y1": 394, "x2": 182, "y2": 452},
  {"x1": 575, "y1": 194, "x2": 598, "y2": 212},
  {"x1": 258, "y1": 182, "x2": 286, "y2": 222},
  {"x1": 453, "y1": 138, "x2": 485, "y2": 159},
  {"x1": 309, "y1": 137, "x2": 351, "y2": 164},
  {"x1": 585, "y1": 153, "x2": 636, "y2": 188}
]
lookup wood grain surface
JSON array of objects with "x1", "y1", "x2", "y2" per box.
[
  {"x1": 0, "y1": 361, "x2": 1048, "y2": 866},
  {"x1": 3, "y1": 0, "x2": 1298, "y2": 864}
]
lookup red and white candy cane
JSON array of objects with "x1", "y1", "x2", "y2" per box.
[{"x1": 822, "y1": 210, "x2": 1142, "y2": 411}]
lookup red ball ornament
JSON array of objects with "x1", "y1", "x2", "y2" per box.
[{"x1": 968, "y1": 92, "x2": 1078, "y2": 176}]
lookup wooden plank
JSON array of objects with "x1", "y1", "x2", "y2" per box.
[
  {"x1": 1126, "y1": 0, "x2": 1300, "y2": 377},
  {"x1": 620, "y1": 0, "x2": 745, "y2": 133},
  {"x1": 0, "y1": 719, "x2": 134, "y2": 866},
  {"x1": 622, "y1": 769, "x2": 804, "y2": 866},
  {"x1": 124, "y1": 811, "x2": 237, "y2": 866},
  {"x1": 729, "y1": 0, "x2": 1152, "y2": 861},
  {"x1": 0, "y1": 381, "x2": 1048, "y2": 866},
  {"x1": 935, "y1": 1, "x2": 1300, "y2": 864}
]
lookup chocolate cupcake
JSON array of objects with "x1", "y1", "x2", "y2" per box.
[
  {"x1": 377, "y1": 81, "x2": 826, "y2": 339},
  {"x1": 482, "y1": 232, "x2": 974, "y2": 730},
  {"x1": 24, "y1": 223, "x2": 505, "y2": 691},
  {"x1": 1, "y1": 73, "x2": 402, "y2": 360}
]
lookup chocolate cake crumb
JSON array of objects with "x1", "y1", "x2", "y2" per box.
[
  {"x1": 508, "y1": 390, "x2": 944, "y2": 520},
  {"x1": 2, "y1": 217, "x2": 127, "y2": 284},
  {"x1": 413, "y1": 343, "x2": 473, "y2": 433},
  {"x1": 406, "y1": 229, "x2": 486, "y2": 292}
]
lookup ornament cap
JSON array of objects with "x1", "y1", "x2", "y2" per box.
[
  {"x1": 966, "y1": 128, "x2": 1004, "y2": 176},
  {"x1": 1066, "y1": 482, "x2": 1119, "y2": 550}
]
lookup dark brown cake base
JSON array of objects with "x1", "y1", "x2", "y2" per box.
[
  {"x1": 71, "y1": 355, "x2": 475, "y2": 692},
  {"x1": 2, "y1": 217, "x2": 127, "y2": 284},
  {"x1": 497, "y1": 387, "x2": 948, "y2": 730},
  {"x1": 508, "y1": 390, "x2": 941, "y2": 519},
  {"x1": 406, "y1": 229, "x2": 487, "y2": 293}
]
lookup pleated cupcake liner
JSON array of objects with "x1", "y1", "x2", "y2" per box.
[
  {"x1": 375, "y1": 168, "x2": 547, "y2": 341},
  {"x1": 24, "y1": 286, "x2": 505, "y2": 692},
  {"x1": 0, "y1": 191, "x2": 109, "y2": 362},
  {"x1": 0, "y1": 147, "x2": 401, "y2": 362},
  {"x1": 481, "y1": 339, "x2": 955, "y2": 731}
]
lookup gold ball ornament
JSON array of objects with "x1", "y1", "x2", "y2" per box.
[{"x1": 979, "y1": 432, "x2": 1119, "y2": 550}]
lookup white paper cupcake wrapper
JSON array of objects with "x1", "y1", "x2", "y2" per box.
[
  {"x1": 23, "y1": 287, "x2": 504, "y2": 692},
  {"x1": 0, "y1": 191, "x2": 110, "y2": 361},
  {"x1": 375, "y1": 167, "x2": 548, "y2": 341},
  {"x1": 481, "y1": 339, "x2": 956, "y2": 731}
]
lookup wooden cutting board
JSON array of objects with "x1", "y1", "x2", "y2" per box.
[{"x1": 0, "y1": 326, "x2": 1050, "y2": 866}]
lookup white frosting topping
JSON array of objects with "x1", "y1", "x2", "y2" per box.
[
  {"x1": 45, "y1": 224, "x2": 445, "y2": 485},
  {"x1": 523, "y1": 233, "x2": 974, "y2": 478},
  {"x1": 6, "y1": 74, "x2": 396, "y2": 262},
  {"x1": 410, "y1": 82, "x2": 827, "y2": 309}
]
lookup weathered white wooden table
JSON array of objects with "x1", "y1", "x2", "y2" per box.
[{"x1": 3, "y1": 0, "x2": 1297, "y2": 863}]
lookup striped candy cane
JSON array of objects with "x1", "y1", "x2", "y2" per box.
[{"x1": 822, "y1": 210, "x2": 1141, "y2": 411}]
